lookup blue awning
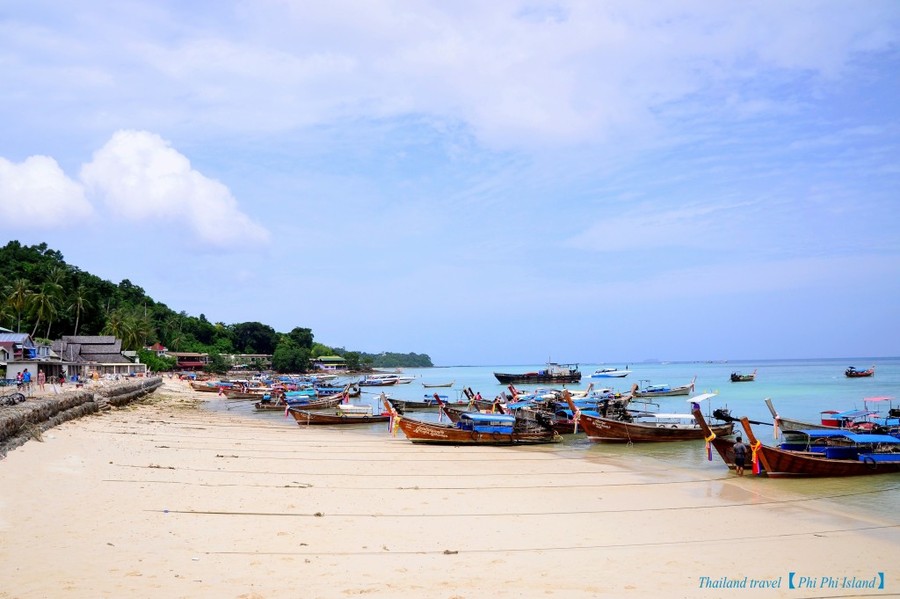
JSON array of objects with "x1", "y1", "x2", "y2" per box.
[{"x1": 798, "y1": 429, "x2": 900, "y2": 444}]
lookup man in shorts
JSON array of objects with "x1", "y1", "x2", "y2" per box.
[{"x1": 732, "y1": 435, "x2": 748, "y2": 476}]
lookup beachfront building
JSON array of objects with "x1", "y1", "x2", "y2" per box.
[
  {"x1": 223, "y1": 353, "x2": 272, "y2": 370},
  {"x1": 167, "y1": 352, "x2": 209, "y2": 371},
  {"x1": 1, "y1": 332, "x2": 41, "y2": 383},
  {"x1": 146, "y1": 342, "x2": 168, "y2": 357},
  {"x1": 53, "y1": 336, "x2": 149, "y2": 378},
  {"x1": 312, "y1": 355, "x2": 347, "y2": 371},
  {"x1": 3, "y1": 333, "x2": 109, "y2": 383}
]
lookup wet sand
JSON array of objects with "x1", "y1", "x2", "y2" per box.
[{"x1": 0, "y1": 378, "x2": 897, "y2": 598}]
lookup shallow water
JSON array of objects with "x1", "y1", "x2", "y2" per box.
[{"x1": 203, "y1": 356, "x2": 900, "y2": 523}]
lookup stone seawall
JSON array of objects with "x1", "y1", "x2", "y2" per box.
[{"x1": 0, "y1": 377, "x2": 163, "y2": 457}]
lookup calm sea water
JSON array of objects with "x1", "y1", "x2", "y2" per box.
[{"x1": 208, "y1": 357, "x2": 900, "y2": 522}]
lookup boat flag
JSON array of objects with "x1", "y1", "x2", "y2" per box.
[
  {"x1": 751, "y1": 440, "x2": 762, "y2": 475},
  {"x1": 390, "y1": 414, "x2": 401, "y2": 437},
  {"x1": 704, "y1": 432, "x2": 715, "y2": 461}
]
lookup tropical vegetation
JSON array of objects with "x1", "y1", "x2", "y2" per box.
[{"x1": 0, "y1": 241, "x2": 432, "y2": 373}]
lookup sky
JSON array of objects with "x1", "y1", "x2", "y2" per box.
[{"x1": 1, "y1": 1, "x2": 899, "y2": 366}]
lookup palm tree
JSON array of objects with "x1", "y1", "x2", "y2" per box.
[
  {"x1": 29, "y1": 284, "x2": 60, "y2": 339},
  {"x1": 103, "y1": 307, "x2": 155, "y2": 351},
  {"x1": 0, "y1": 303, "x2": 14, "y2": 331},
  {"x1": 69, "y1": 287, "x2": 89, "y2": 336},
  {"x1": 102, "y1": 308, "x2": 127, "y2": 340},
  {"x1": 5, "y1": 279, "x2": 31, "y2": 333}
]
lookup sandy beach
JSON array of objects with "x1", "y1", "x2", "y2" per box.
[{"x1": 1, "y1": 378, "x2": 897, "y2": 598}]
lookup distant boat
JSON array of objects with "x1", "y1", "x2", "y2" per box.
[
  {"x1": 845, "y1": 365, "x2": 875, "y2": 378},
  {"x1": 358, "y1": 374, "x2": 401, "y2": 386},
  {"x1": 730, "y1": 369, "x2": 757, "y2": 382},
  {"x1": 494, "y1": 363, "x2": 581, "y2": 385},
  {"x1": 590, "y1": 367, "x2": 631, "y2": 378},
  {"x1": 630, "y1": 376, "x2": 696, "y2": 398},
  {"x1": 422, "y1": 381, "x2": 454, "y2": 388}
]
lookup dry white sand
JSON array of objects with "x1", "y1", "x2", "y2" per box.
[{"x1": 1, "y1": 379, "x2": 897, "y2": 598}]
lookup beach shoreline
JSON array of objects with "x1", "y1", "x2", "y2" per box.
[{"x1": 0, "y1": 378, "x2": 897, "y2": 598}]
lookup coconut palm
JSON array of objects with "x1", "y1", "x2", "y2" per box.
[
  {"x1": 103, "y1": 307, "x2": 155, "y2": 351},
  {"x1": 69, "y1": 287, "x2": 89, "y2": 336},
  {"x1": 4, "y1": 279, "x2": 31, "y2": 333},
  {"x1": 102, "y1": 308, "x2": 127, "y2": 340},
  {"x1": 30, "y1": 281, "x2": 61, "y2": 339}
]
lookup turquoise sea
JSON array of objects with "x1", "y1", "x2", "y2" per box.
[{"x1": 210, "y1": 356, "x2": 900, "y2": 522}]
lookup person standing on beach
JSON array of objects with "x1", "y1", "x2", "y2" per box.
[
  {"x1": 22, "y1": 368, "x2": 32, "y2": 393},
  {"x1": 37, "y1": 370, "x2": 46, "y2": 391},
  {"x1": 732, "y1": 436, "x2": 748, "y2": 476}
]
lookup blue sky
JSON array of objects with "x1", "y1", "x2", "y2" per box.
[{"x1": 1, "y1": 2, "x2": 899, "y2": 365}]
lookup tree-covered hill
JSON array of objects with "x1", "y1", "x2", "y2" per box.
[{"x1": 0, "y1": 241, "x2": 432, "y2": 372}]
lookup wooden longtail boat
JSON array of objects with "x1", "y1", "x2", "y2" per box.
[
  {"x1": 255, "y1": 394, "x2": 344, "y2": 411},
  {"x1": 730, "y1": 369, "x2": 757, "y2": 382},
  {"x1": 763, "y1": 397, "x2": 825, "y2": 433},
  {"x1": 739, "y1": 417, "x2": 900, "y2": 478},
  {"x1": 764, "y1": 397, "x2": 892, "y2": 436},
  {"x1": 388, "y1": 394, "x2": 470, "y2": 412},
  {"x1": 564, "y1": 391, "x2": 732, "y2": 442},
  {"x1": 845, "y1": 365, "x2": 875, "y2": 378},
  {"x1": 288, "y1": 403, "x2": 391, "y2": 425},
  {"x1": 225, "y1": 391, "x2": 265, "y2": 399},
  {"x1": 190, "y1": 381, "x2": 225, "y2": 393},
  {"x1": 383, "y1": 396, "x2": 560, "y2": 445},
  {"x1": 692, "y1": 405, "x2": 755, "y2": 471},
  {"x1": 422, "y1": 381, "x2": 454, "y2": 388},
  {"x1": 630, "y1": 376, "x2": 696, "y2": 398},
  {"x1": 694, "y1": 407, "x2": 900, "y2": 477},
  {"x1": 434, "y1": 396, "x2": 504, "y2": 423}
]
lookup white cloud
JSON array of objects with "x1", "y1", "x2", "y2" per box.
[
  {"x1": 564, "y1": 201, "x2": 756, "y2": 252},
  {"x1": 7, "y1": 2, "x2": 893, "y2": 151},
  {"x1": 79, "y1": 130, "x2": 270, "y2": 247},
  {"x1": 0, "y1": 155, "x2": 92, "y2": 226}
]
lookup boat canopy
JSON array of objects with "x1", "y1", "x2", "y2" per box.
[
  {"x1": 798, "y1": 429, "x2": 900, "y2": 444},
  {"x1": 460, "y1": 413, "x2": 516, "y2": 423},
  {"x1": 646, "y1": 413, "x2": 696, "y2": 420},
  {"x1": 685, "y1": 392, "x2": 718, "y2": 404},
  {"x1": 833, "y1": 409, "x2": 878, "y2": 419}
]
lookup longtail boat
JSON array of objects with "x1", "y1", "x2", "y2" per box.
[
  {"x1": 692, "y1": 405, "x2": 753, "y2": 471},
  {"x1": 422, "y1": 381, "x2": 454, "y2": 388},
  {"x1": 739, "y1": 417, "x2": 900, "y2": 477},
  {"x1": 383, "y1": 395, "x2": 560, "y2": 445},
  {"x1": 288, "y1": 403, "x2": 391, "y2": 425},
  {"x1": 730, "y1": 369, "x2": 757, "y2": 382},
  {"x1": 845, "y1": 365, "x2": 875, "y2": 378},
  {"x1": 190, "y1": 381, "x2": 226, "y2": 393},
  {"x1": 764, "y1": 397, "x2": 895, "y2": 437},
  {"x1": 388, "y1": 394, "x2": 471, "y2": 412},
  {"x1": 255, "y1": 393, "x2": 344, "y2": 411},
  {"x1": 564, "y1": 391, "x2": 733, "y2": 442},
  {"x1": 694, "y1": 407, "x2": 900, "y2": 477}
]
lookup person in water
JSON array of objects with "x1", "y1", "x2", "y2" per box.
[{"x1": 732, "y1": 435, "x2": 748, "y2": 476}]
